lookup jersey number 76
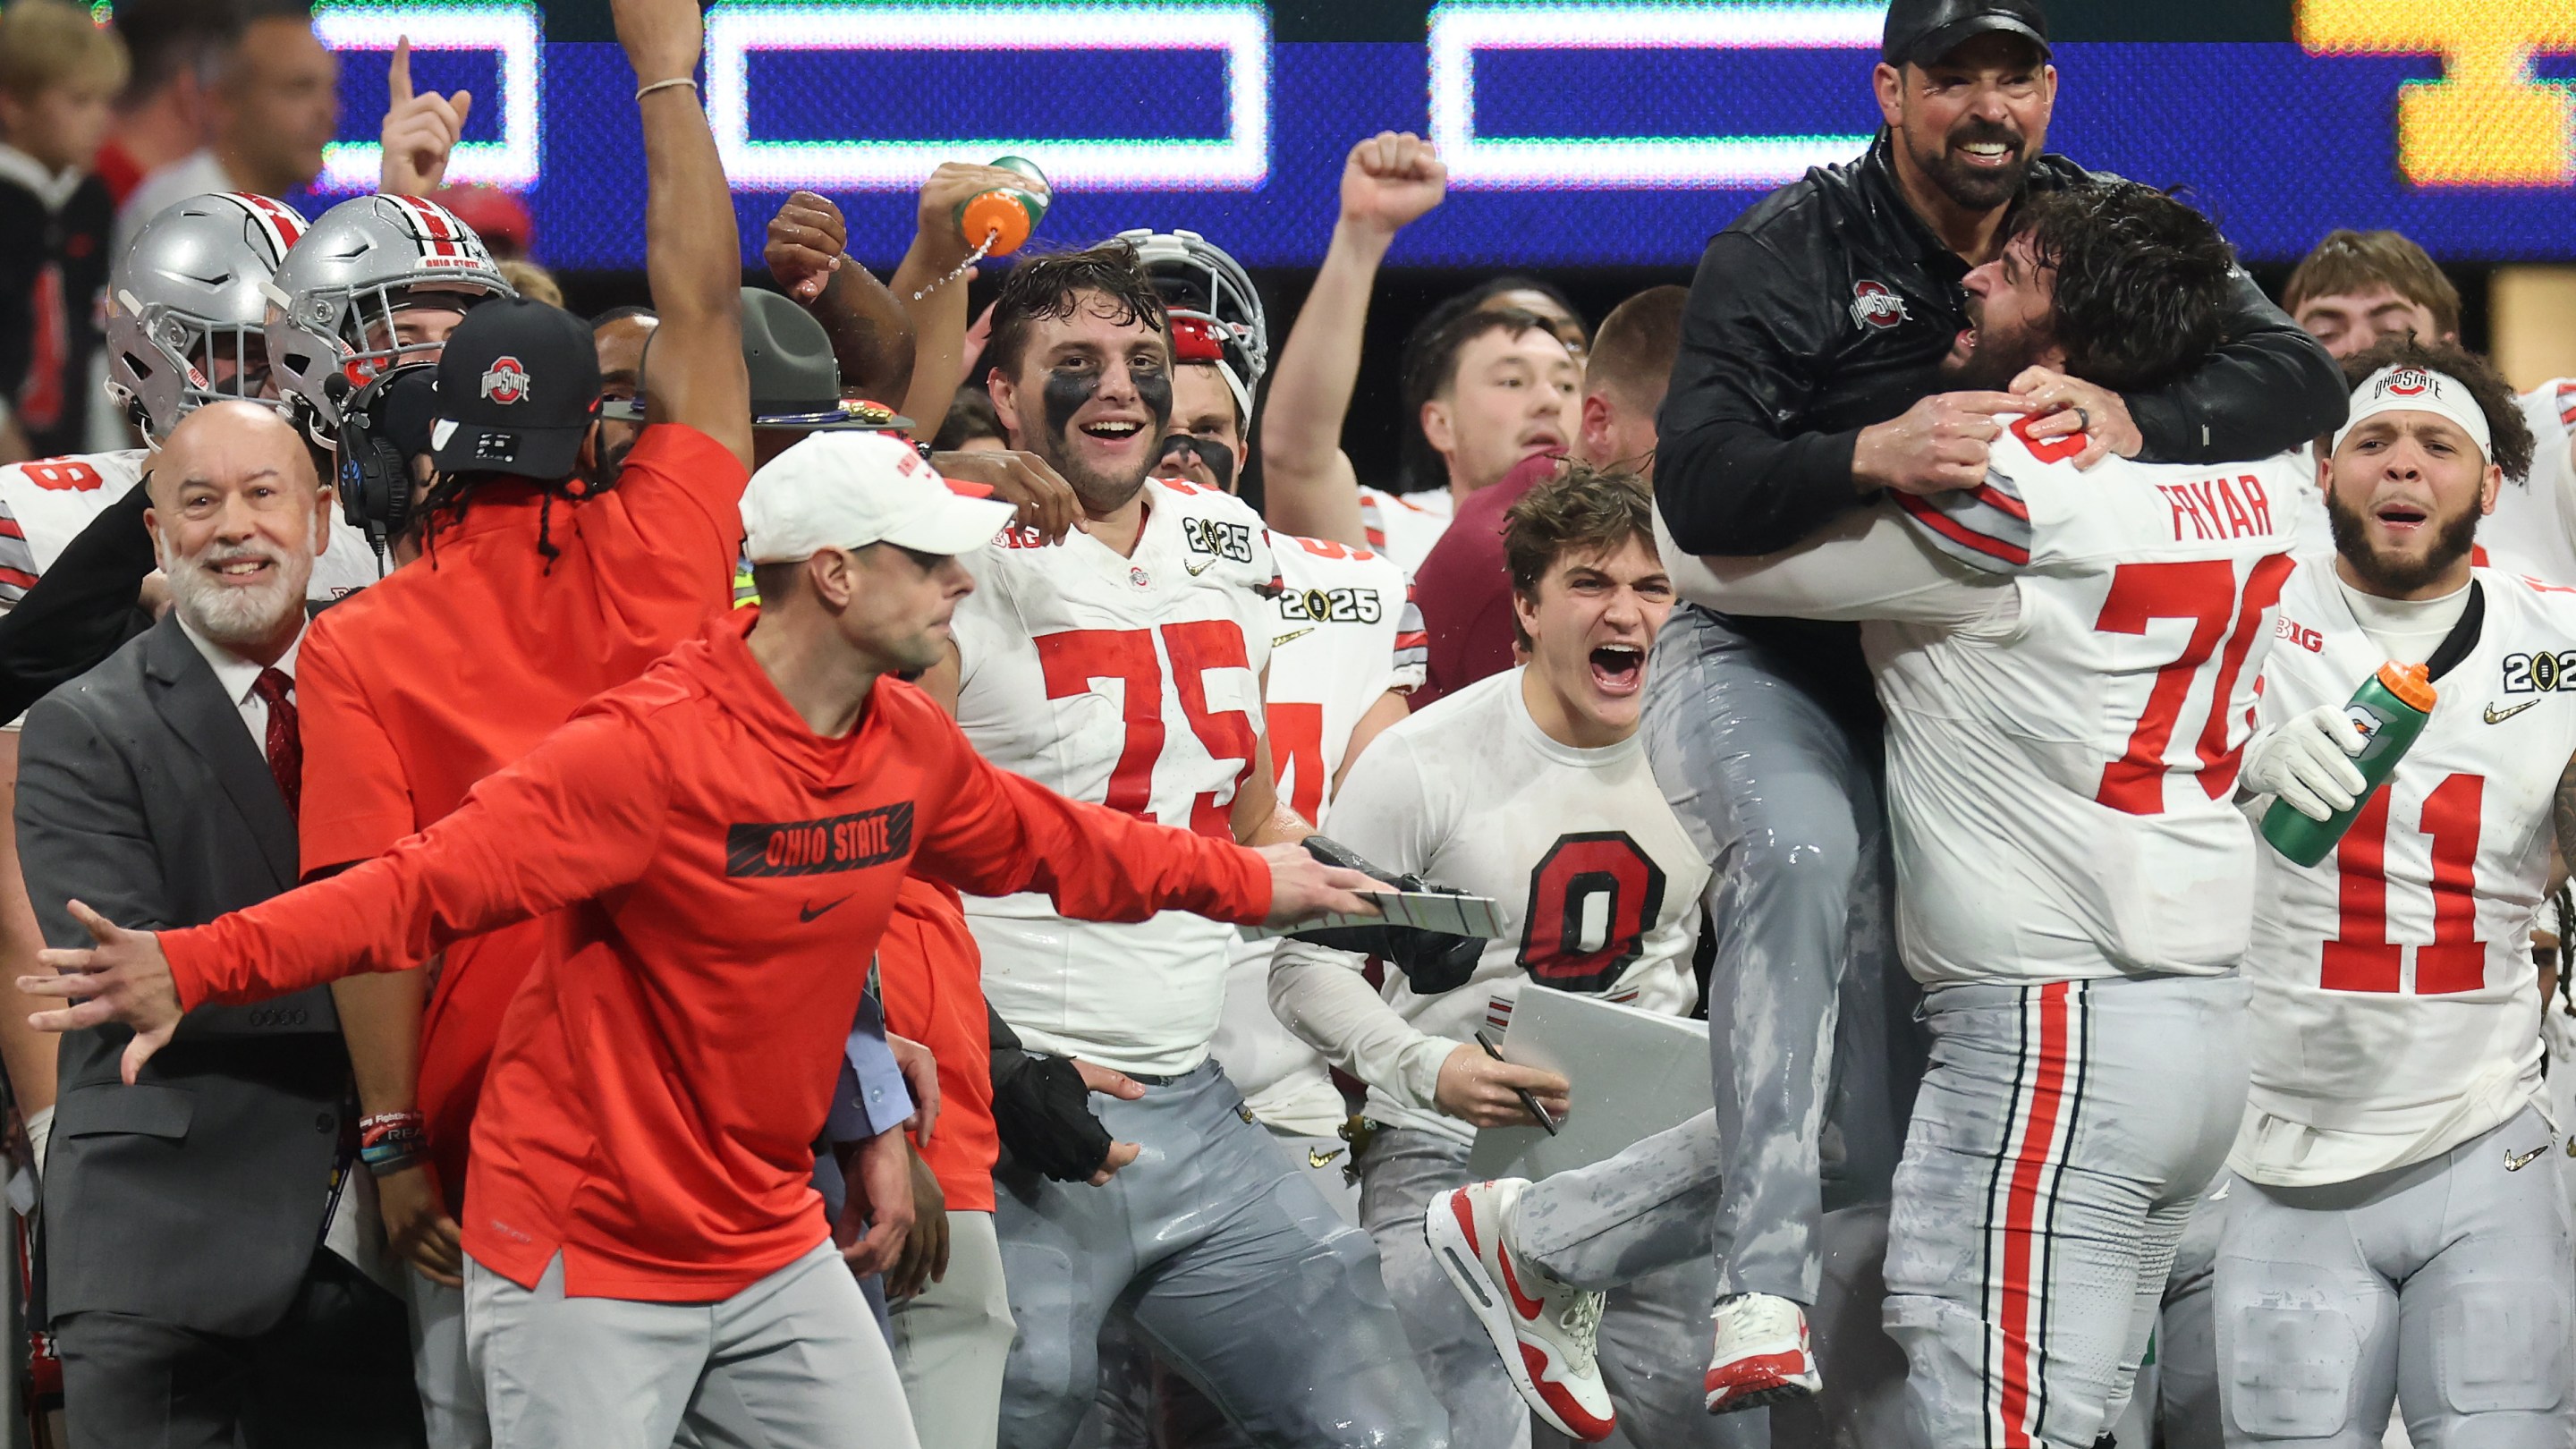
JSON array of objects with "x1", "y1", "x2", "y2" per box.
[{"x1": 2092, "y1": 555, "x2": 2294, "y2": 816}]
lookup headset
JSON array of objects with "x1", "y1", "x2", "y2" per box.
[{"x1": 334, "y1": 362, "x2": 439, "y2": 557}]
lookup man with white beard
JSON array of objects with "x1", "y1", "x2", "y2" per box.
[{"x1": 15, "y1": 400, "x2": 424, "y2": 1447}]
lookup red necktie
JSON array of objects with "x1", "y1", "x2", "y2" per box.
[{"x1": 251, "y1": 668, "x2": 301, "y2": 821}]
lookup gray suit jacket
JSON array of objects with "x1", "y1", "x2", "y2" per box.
[{"x1": 17, "y1": 614, "x2": 351, "y2": 1336}]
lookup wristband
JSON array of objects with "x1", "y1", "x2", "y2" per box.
[
  {"x1": 360, "y1": 1141, "x2": 422, "y2": 1176},
  {"x1": 635, "y1": 76, "x2": 698, "y2": 102}
]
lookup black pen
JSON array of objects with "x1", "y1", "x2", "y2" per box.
[{"x1": 1475, "y1": 1030, "x2": 1558, "y2": 1137}]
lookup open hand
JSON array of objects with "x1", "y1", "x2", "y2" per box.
[
  {"x1": 886, "y1": 1145, "x2": 950, "y2": 1299},
  {"x1": 2012, "y1": 367, "x2": 2143, "y2": 470},
  {"x1": 21, "y1": 901, "x2": 181, "y2": 1083},
  {"x1": 835, "y1": 1127, "x2": 916, "y2": 1279},
  {"x1": 1072, "y1": 1059, "x2": 1143, "y2": 1185},
  {"x1": 377, "y1": 1160, "x2": 465, "y2": 1287},
  {"x1": 933, "y1": 449, "x2": 1082, "y2": 544},
  {"x1": 1342, "y1": 132, "x2": 1446, "y2": 236},
  {"x1": 1256, "y1": 843, "x2": 1390, "y2": 928},
  {"x1": 379, "y1": 38, "x2": 472, "y2": 195}
]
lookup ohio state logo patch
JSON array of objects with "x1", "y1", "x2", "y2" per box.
[
  {"x1": 2378, "y1": 368, "x2": 2431, "y2": 398},
  {"x1": 1850, "y1": 280, "x2": 1907, "y2": 331},
  {"x1": 480, "y1": 356, "x2": 529, "y2": 404}
]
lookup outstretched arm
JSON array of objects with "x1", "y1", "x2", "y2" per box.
[
  {"x1": 24, "y1": 710, "x2": 672, "y2": 1080},
  {"x1": 1658, "y1": 500, "x2": 2006, "y2": 628},
  {"x1": 1258, "y1": 133, "x2": 1446, "y2": 545},
  {"x1": 621, "y1": 0, "x2": 751, "y2": 470},
  {"x1": 765, "y1": 191, "x2": 915, "y2": 404}
]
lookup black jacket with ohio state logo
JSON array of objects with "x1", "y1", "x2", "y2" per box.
[{"x1": 1652, "y1": 131, "x2": 2344, "y2": 723}]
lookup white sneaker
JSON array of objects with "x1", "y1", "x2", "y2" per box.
[
  {"x1": 1424, "y1": 1179, "x2": 1617, "y2": 1442},
  {"x1": 1704, "y1": 1292, "x2": 1820, "y2": 1413}
]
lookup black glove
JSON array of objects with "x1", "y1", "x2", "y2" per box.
[
  {"x1": 989, "y1": 1036, "x2": 1116, "y2": 1182},
  {"x1": 1291, "y1": 835, "x2": 1485, "y2": 996}
]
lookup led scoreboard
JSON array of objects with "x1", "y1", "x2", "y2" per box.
[{"x1": 309, "y1": 0, "x2": 2576, "y2": 269}]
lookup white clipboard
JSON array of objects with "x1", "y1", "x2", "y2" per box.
[{"x1": 1463, "y1": 984, "x2": 1712, "y2": 1182}]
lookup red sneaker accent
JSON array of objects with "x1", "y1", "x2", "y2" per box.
[
  {"x1": 1496, "y1": 1238, "x2": 1547, "y2": 1321},
  {"x1": 1524, "y1": 1344, "x2": 1617, "y2": 1441},
  {"x1": 1449, "y1": 1187, "x2": 1482, "y2": 1256}
]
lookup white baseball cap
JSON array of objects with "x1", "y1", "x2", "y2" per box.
[{"x1": 740, "y1": 431, "x2": 1016, "y2": 564}]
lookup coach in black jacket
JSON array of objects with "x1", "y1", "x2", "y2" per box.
[
  {"x1": 15, "y1": 402, "x2": 419, "y2": 1447},
  {"x1": 1648, "y1": 0, "x2": 2348, "y2": 1428}
]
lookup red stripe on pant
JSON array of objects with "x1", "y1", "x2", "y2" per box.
[{"x1": 1994, "y1": 981, "x2": 2073, "y2": 1447}]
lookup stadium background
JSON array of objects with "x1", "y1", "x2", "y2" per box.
[{"x1": 284, "y1": 0, "x2": 2569, "y2": 482}]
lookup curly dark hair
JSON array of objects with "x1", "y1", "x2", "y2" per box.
[
  {"x1": 2010, "y1": 182, "x2": 2238, "y2": 394},
  {"x1": 981, "y1": 242, "x2": 1170, "y2": 382},
  {"x1": 2329, "y1": 335, "x2": 2536, "y2": 483}
]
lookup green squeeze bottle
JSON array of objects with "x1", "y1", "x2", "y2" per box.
[{"x1": 2260, "y1": 661, "x2": 2437, "y2": 868}]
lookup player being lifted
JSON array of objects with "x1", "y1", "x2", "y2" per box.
[
  {"x1": 1424, "y1": 182, "x2": 2309, "y2": 1448},
  {"x1": 1271, "y1": 466, "x2": 1750, "y2": 1449},
  {"x1": 2218, "y1": 340, "x2": 2576, "y2": 1447},
  {"x1": 917, "y1": 242, "x2": 1452, "y2": 1449}
]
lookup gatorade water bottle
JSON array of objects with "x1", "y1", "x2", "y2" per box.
[
  {"x1": 956, "y1": 155, "x2": 1050, "y2": 258},
  {"x1": 2260, "y1": 661, "x2": 2436, "y2": 868}
]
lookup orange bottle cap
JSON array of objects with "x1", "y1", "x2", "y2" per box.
[
  {"x1": 2376, "y1": 660, "x2": 2436, "y2": 712},
  {"x1": 961, "y1": 191, "x2": 1036, "y2": 256}
]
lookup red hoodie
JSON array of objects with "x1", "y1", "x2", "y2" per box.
[{"x1": 160, "y1": 610, "x2": 1271, "y2": 1300}]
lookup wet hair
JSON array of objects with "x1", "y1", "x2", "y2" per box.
[
  {"x1": 2008, "y1": 182, "x2": 2237, "y2": 394},
  {"x1": 982, "y1": 242, "x2": 1170, "y2": 381},
  {"x1": 2284, "y1": 229, "x2": 2461, "y2": 342},
  {"x1": 2326, "y1": 335, "x2": 2535, "y2": 484},
  {"x1": 1503, "y1": 462, "x2": 1657, "y2": 648}
]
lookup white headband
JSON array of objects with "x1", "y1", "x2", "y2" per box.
[{"x1": 2333, "y1": 363, "x2": 2493, "y2": 462}]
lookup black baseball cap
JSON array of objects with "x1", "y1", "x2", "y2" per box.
[
  {"x1": 429, "y1": 296, "x2": 603, "y2": 480},
  {"x1": 1882, "y1": 0, "x2": 2050, "y2": 67}
]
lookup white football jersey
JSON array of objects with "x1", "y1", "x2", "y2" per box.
[
  {"x1": 0, "y1": 447, "x2": 385, "y2": 610},
  {"x1": 1357, "y1": 485, "x2": 1453, "y2": 575},
  {"x1": 1877, "y1": 423, "x2": 2309, "y2": 985},
  {"x1": 2480, "y1": 380, "x2": 2576, "y2": 585},
  {"x1": 1211, "y1": 533, "x2": 1425, "y2": 1133},
  {"x1": 2233, "y1": 564, "x2": 2576, "y2": 1186},
  {"x1": 1269, "y1": 669, "x2": 1710, "y2": 1146},
  {"x1": 952, "y1": 476, "x2": 1282, "y2": 1076}
]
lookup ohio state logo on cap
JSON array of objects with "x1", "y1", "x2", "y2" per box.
[
  {"x1": 480, "y1": 356, "x2": 529, "y2": 405},
  {"x1": 2378, "y1": 368, "x2": 2432, "y2": 398},
  {"x1": 1849, "y1": 280, "x2": 1907, "y2": 331}
]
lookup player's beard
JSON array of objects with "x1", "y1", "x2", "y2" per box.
[
  {"x1": 161, "y1": 530, "x2": 309, "y2": 647},
  {"x1": 2326, "y1": 487, "x2": 2480, "y2": 597},
  {"x1": 1942, "y1": 308, "x2": 2053, "y2": 391},
  {"x1": 1909, "y1": 115, "x2": 2030, "y2": 212}
]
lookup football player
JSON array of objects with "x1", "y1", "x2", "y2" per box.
[
  {"x1": 918, "y1": 242, "x2": 1450, "y2": 1449},
  {"x1": 2219, "y1": 339, "x2": 2576, "y2": 1448}
]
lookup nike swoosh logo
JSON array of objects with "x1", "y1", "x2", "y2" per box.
[
  {"x1": 1496, "y1": 1241, "x2": 1547, "y2": 1321},
  {"x1": 1307, "y1": 1146, "x2": 1345, "y2": 1169},
  {"x1": 1186, "y1": 557, "x2": 1217, "y2": 576},
  {"x1": 799, "y1": 897, "x2": 850, "y2": 923},
  {"x1": 2507, "y1": 1142, "x2": 2549, "y2": 1172},
  {"x1": 1272, "y1": 628, "x2": 1314, "y2": 648},
  {"x1": 2207, "y1": 1179, "x2": 2230, "y2": 1202},
  {"x1": 2487, "y1": 699, "x2": 2542, "y2": 724}
]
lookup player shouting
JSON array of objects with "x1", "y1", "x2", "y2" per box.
[
  {"x1": 1428, "y1": 182, "x2": 2309, "y2": 1448},
  {"x1": 1271, "y1": 466, "x2": 1749, "y2": 1449},
  {"x1": 920, "y1": 242, "x2": 1453, "y2": 1449},
  {"x1": 2217, "y1": 340, "x2": 2576, "y2": 1447}
]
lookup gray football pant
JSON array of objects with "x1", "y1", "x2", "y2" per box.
[
  {"x1": 2149, "y1": 1173, "x2": 2234, "y2": 1449},
  {"x1": 1510, "y1": 1110, "x2": 1925, "y2": 1449},
  {"x1": 1360, "y1": 1125, "x2": 1760, "y2": 1449},
  {"x1": 2214, "y1": 1103, "x2": 2576, "y2": 1448},
  {"x1": 1885, "y1": 974, "x2": 2247, "y2": 1449},
  {"x1": 464, "y1": 1242, "x2": 916, "y2": 1449},
  {"x1": 1072, "y1": 1121, "x2": 1362, "y2": 1449},
  {"x1": 1645, "y1": 605, "x2": 1915, "y2": 1308},
  {"x1": 994, "y1": 1062, "x2": 1447, "y2": 1449},
  {"x1": 890, "y1": 1209, "x2": 1015, "y2": 1449}
]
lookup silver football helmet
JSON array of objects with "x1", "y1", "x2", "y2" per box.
[
  {"x1": 105, "y1": 192, "x2": 310, "y2": 446},
  {"x1": 1120, "y1": 228, "x2": 1267, "y2": 423},
  {"x1": 264, "y1": 193, "x2": 513, "y2": 445}
]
